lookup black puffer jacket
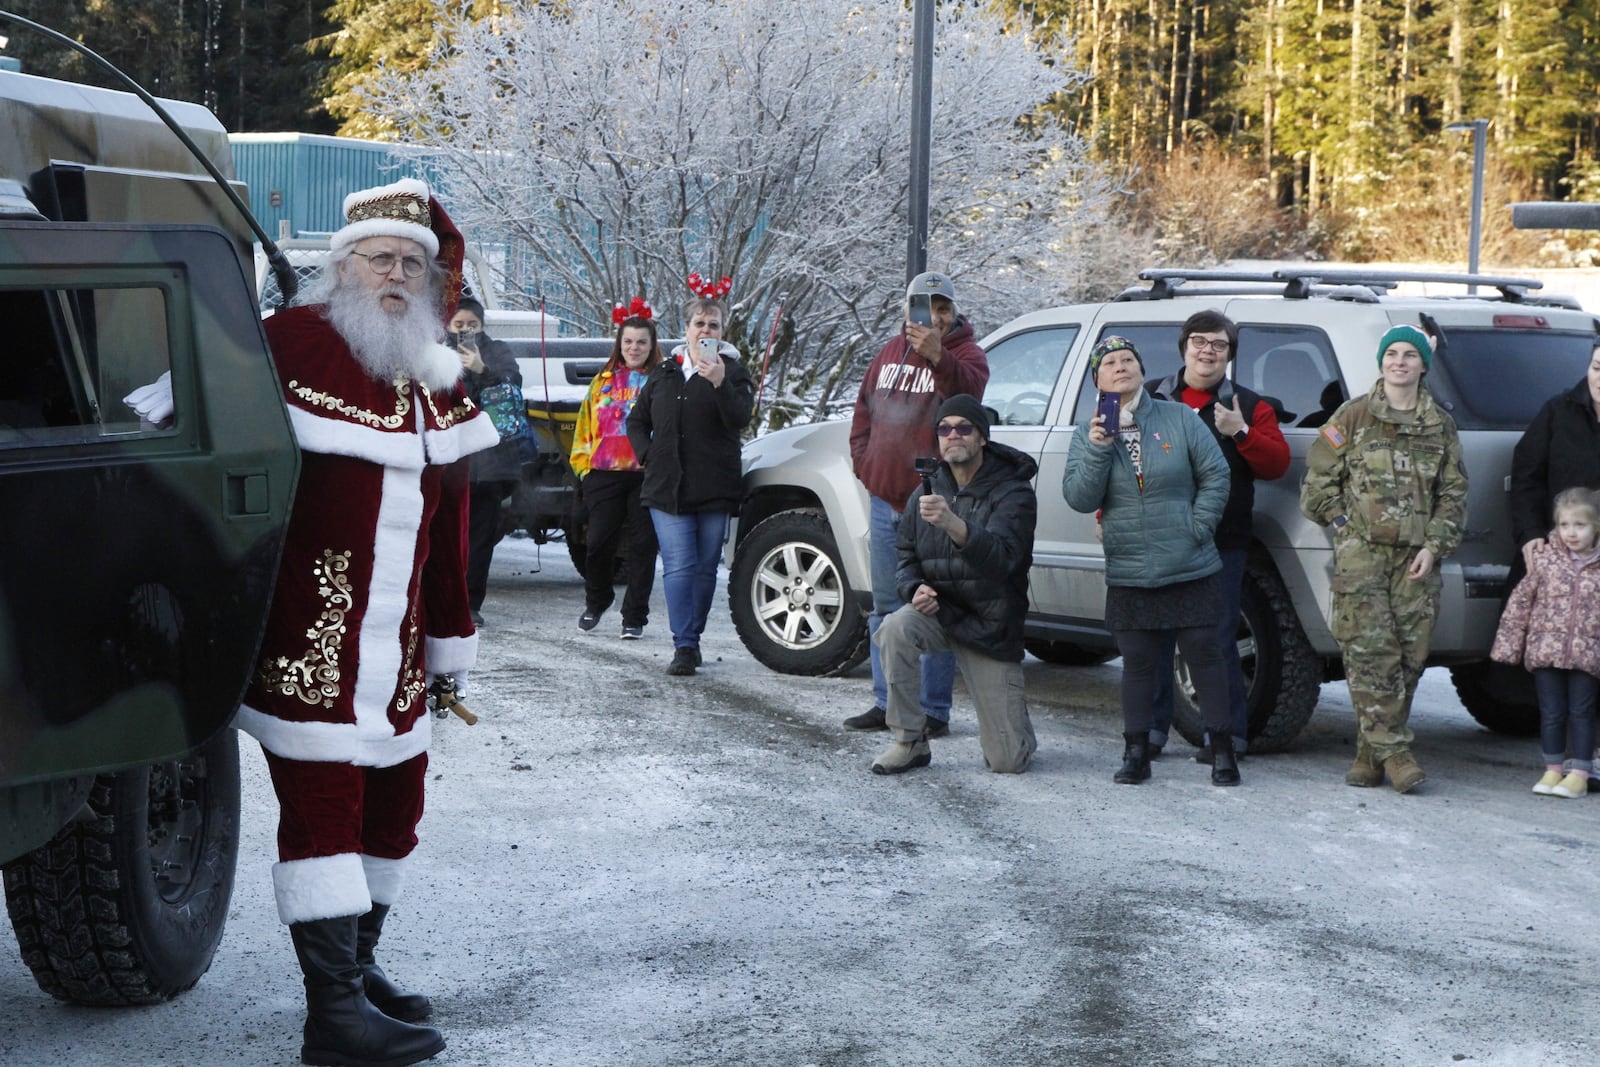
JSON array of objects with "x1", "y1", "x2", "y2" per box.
[
  {"x1": 625, "y1": 344, "x2": 755, "y2": 515},
  {"x1": 1511, "y1": 377, "x2": 1600, "y2": 550},
  {"x1": 895, "y1": 440, "x2": 1037, "y2": 661}
]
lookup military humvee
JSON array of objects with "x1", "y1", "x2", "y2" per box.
[{"x1": 0, "y1": 63, "x2": 298, "y2": 1002}]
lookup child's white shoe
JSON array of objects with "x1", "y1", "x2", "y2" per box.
[
  {"x1": 1532, "y1": 770, "x2": 1564, "y2": 795},
  {"x1": 1552, "y1": 772, "x2": 1588, "y2": 799}
]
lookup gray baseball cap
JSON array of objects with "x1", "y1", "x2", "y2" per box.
[{"x1": 906, "y1": 270, "x2": 957, "y2": 309}]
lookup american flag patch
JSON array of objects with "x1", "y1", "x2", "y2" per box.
[{"x1": 1321, "y1": 423, "x2": 1346, "y2": 449}]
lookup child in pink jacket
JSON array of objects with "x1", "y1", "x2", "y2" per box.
[{"x1": 1491, "y1": 487, "x2": 1600, "y2": 798}]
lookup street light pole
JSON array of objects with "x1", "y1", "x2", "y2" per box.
[
  {"x1": 1446, "y1": 118, "x2": 1488, "y2": 292},
  {"x1": 906, "y1": 0, "x2": 933, "y2": 285}
]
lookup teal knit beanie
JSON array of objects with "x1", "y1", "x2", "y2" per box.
[{"x1": 1377, "y1": 324, "x2": 1433, "y2": 370}]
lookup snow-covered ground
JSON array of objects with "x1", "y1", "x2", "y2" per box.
[{"x1": 4, "y1": 535, "x2": 1597, "y2": 1066}]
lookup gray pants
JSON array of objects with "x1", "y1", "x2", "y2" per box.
[{"x1": 876, "y1": 605, "x2": 1037, "y2": 773}]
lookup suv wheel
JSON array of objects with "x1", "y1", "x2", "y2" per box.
[
  {"x1": 1449, "y1": 662, "x2": 1540, "y2": 736},
  {"x1": 729, "y1": 510, "x2": 869, "y2": 676},
  {"x1": 1170, "y1": 557, "x2": 1321, "y2": 753},
  {"x1": 3, "y1": 728, "x2": 240, "y2": 1005},
  {"x1": 1023, "y1": 640, "x2": 1116, "y2": 666}
]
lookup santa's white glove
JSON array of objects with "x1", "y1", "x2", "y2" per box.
[{"x1": 123, "y1": 371, "x2": 174, "y2": 424}]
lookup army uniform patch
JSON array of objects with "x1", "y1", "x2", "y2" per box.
[{"x1": 1321, "y1": 423, "x2": 1346, "y2": 449}]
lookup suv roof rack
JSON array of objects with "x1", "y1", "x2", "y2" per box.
[{"x1": 1124, "y1": 267, "x2": 1558, "y2": 305}]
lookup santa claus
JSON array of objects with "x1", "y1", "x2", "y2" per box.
[{"x1": 233, "y1": 178, "x2": 498, "y2": 1067}]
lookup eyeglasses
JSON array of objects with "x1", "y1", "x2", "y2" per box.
[
  {"x1": 349, "y1": 251, "x2": 429, "y2": 279},
  {"x1": 936, "y1": 422, "x2": 976, "y2": 438},
  {"x1": 1187, "y1": 337, "x2": 1231, "y2": 354}
]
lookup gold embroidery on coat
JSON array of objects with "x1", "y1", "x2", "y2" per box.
[
  {"x1": 258, "y1": 549, "x2": 352, "y2": 708},
  {"x1": 395, "y1": 599, "x2": 426, "y2": 714},
  {"x1": 418, "y1": 381, "x2": 476, "y2": 429},
  {"x1": 288, "y1": 379, "x2": 412, "y2": 429}
]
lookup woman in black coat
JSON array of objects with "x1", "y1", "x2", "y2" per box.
[
  {"x1": 1511, "y1": 343, "x2": 1600, "y2": 574},
  {"x1": 625, "y1": 296, "x2": 755, "y2": 676}
]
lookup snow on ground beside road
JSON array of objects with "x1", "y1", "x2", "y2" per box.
[{"x1": 3, "y1": 535, "x2": 1598, "y2": 1066}]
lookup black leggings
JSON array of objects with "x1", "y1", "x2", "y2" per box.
[{"x1": 1115, "y1": 627, "x2": 1231, "y2": 737}]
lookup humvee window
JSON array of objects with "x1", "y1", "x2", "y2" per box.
[{"x1": 0, "y1": 285, "x2": 172, "y2": 442}]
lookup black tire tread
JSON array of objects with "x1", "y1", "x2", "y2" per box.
[
  {"x1": 1247, "y1": 562, "x2": 1321, "y2": 752},
  {"x1": 730, "y1": 511, "x2": 869, "y2": 677},
  {"x1": 1449, "y1": 662, "x2": 1541, "y2": 736}
]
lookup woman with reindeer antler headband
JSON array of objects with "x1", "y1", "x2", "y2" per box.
[
  {"x1": 625, "y1": 273, "x2": 755, "y2": 677},
  {"x1": 570, "y1": 297, "x2": 665, "y2": 639}
]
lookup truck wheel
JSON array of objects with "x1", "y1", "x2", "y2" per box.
[
  {"x1": 1024, "y1": 639, "x2": 1116, "y2": 666},
  {"x1": 3, "y1": 728, "x2": 240, "y2": 1005},
  {"x1": 730, "y1": 511, "x2": 868, "y2": 676},
  {"x1": 1170, "y1": 558, "x2": 1321, "y2": 753},
  {"x1": 1449, "y1": 662, "x2": 1540, "y2": 736}
]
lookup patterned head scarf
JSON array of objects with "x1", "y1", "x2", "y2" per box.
[{"x1": 1089, "y1": 335, "x2": 1145, "y2": 384}]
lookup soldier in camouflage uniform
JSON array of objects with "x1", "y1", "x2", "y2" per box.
[{"x1": 1300, "y1": 324, "x2": 1468, "y2": 793}]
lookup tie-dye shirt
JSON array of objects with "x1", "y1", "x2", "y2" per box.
[{"x1": 570, "y1": 365, "x2": 651, "y2": 476}]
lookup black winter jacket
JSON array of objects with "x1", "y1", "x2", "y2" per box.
[
  {"x1": 895, "y1": 440, "x2": 1038, "y2": 661},
  {"x1": 1510, "y1": 377, "x2": 1600, "y2": 550},
  {"x1": 626, "y1": 344, "x2": 755, "y2": 515}
]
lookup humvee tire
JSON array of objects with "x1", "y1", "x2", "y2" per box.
[{"x1": 3, "y1": 728, "x2": 240, "y2": 1005}]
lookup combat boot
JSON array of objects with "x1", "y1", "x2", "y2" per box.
[
  {"x1": 1113, "y1": 732, "x2": 1151, "y2": 784},
  {"x1": 357, "y1": 903, "x2": 432, "y2": 1022},
  {"x1": 1383, "y1": 751, "x2": 1426, "y2": 794},
  {"x1": 290, "y1": 915, "x2": 445, "y2": 1067},
  {"x1": 1344, "y1": 741, "x2": 1384, "y2": 788}
]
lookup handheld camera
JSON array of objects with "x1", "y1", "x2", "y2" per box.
[
  {"x1": 907, "y1": 293, "x2": 934, "y2": 328},
  {"x1": 1096, "y1": 390, "x2": 1121, "y2": 433},
  {"x1": 914, "y1": 456, "x2": 939, "y2": 496}
]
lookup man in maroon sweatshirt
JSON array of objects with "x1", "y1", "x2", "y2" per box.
[{"x1": 845, "y1": 272, "x2": 991, "y2": 736}]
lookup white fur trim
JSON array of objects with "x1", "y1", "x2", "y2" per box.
[
  {"x1": 421, "y1": 343, "x2": 463, "y2": 393},
  {"x1": 234, "y1": 704, "x2": 432, "y2": 767},
  {"x1": 425, "y1": 632, "x2": 478, "y2": 675},
  {"x1": 351, "y1": 467, "x2": 424, "y2": 744},
  {"x1": 423, "y1": 411, "x2": 500, "y2": 466},
  {"x1": 273, "y1": 853, "x2": 371, "y2": 924},
  {"x1": 362, "y1": 855, "x2": 408, "y2": 906},
  {"x1": 288, "y1": 406, "x2": 426, "y2": 470}
]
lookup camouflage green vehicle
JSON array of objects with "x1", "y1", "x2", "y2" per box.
[{"x1": 0, "y1": 55, "x2": 298, "y2": 1002}]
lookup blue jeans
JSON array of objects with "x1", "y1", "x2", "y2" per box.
[
  {"x1": 649, "y1": 509, "x2": 728, "y2": 650},
  {"x1": 1150, "y1": 548, "x2": 1249, "y2": 752},
  {"x1": 867, "y1": 494, "x2": 954, "y2": 722},
  {"x1": 1533, "y1": 667, "x2": 1598, "y2": 771}
]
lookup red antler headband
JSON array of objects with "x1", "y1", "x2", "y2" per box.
[
  {"x1": 612, "y1": 296, "x2": 654, "y2": 325},
  {"x1": 686, "y1": 272, "x2": 733, "y2": 300}
]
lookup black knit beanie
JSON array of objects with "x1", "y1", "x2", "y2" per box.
[{"x1": 935, "y1": 394, "x2": 990, "y2": 439}]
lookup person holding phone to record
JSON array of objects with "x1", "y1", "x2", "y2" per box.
[
  {"x1": 1063, "y1": 336, "x2": 1238, "y2": 787},
  {"x1": 626, "y1": 276, "x2": 755, "y2": 677}
]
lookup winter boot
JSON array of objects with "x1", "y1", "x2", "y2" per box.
[
  {"x1": 1383, "y1": 751, "x2": 1427, "y2": 794},
  {"x1": 290, "y1": 915, "x2": 445, "y2": 1067},
  {"x1": 871, "y1": 739, "x2": 932, "y2": 775},
  {"x1": 1210, "y1": 736, "x2": 1241, "y2": 786},
  {"x1": 1344, "y1": 740, "x2": 1384, "y2": 788},
  {"x1": 1113, "y1": 733, "x2": 1151, "y2": 784},
  {"x1": 357, "y1": 904, "x2": 432, "y2": 1022}
]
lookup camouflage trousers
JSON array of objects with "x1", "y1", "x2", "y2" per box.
[{"x1": 1329, "y1": 540, "x2": 1441, "y2": 762}]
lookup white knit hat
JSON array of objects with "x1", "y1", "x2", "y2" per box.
[{"x1": 330, "y1": 177, "x2": 439, "y2": 257}]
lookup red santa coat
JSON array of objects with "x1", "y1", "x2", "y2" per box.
[{"x1": 235, "y1": 306, "x2": 500, "y2": 767}]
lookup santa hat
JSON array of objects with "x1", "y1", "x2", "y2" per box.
[{"x1": 330, "y1": 177, "x2": 468, "y2": 319}]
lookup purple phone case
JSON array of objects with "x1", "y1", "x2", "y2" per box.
[{"x1": 1097, "y1": 391, "x2": 1121, "y2": 430}]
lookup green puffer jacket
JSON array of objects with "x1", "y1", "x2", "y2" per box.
[{"x1": 1062, "y1": 393, "x2": 1228, "y2": 588}]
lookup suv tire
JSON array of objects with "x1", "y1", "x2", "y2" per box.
[
  {"x1": 730, "y1": 510, "x2": 869, "y2": 676},
  {"x1": 3, "y1": 728, "x2": 240, "y2": 1005},
  {"x1": 1449, "y1": 662, "x2": 1541, "y2": 736},
  {"x1": 1169, "y1": 556, "x2": 1321, "y2": 753}
]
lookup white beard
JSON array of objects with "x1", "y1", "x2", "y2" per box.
[{"x1": 325, "y1": 280, "x2": 448, "y2": 385}]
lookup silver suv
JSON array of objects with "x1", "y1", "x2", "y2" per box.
[{"x1": 727, "y1": 268, "x2": 1600, "y2": 751}]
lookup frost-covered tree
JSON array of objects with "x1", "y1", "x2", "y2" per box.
[{"x1": 360, "y1": 0, "x2": 1114, "y2": 424}]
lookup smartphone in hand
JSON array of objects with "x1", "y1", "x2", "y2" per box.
[
  {"x1": 907, "y1": 293, "x2": 933, "y2": 328},
  {"x1": 695, "y1": 336, "x2": 718, "y2": 366},
  {"x1": 1096, "y1": 390, "x2": 1121, "y2": 432}
]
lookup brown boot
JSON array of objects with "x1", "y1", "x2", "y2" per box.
[
  {"x1": 1344, "y1": 741, "x2": 1383, "y2": 788},
  {"x1": 1383, "y1": 751, "x2": 1426, "y2": 794}
]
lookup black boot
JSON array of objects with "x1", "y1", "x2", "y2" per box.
[
  {"x1": 1114, "y1": 732, "x2": 1151, "y2": 784},
  {"x1": 1211, "y1": 736, "x2": 1241, "y2": 786},
  {"x1": 290, "y1": 915, "x2": 445, "y2": 1067},
  {"x1": 357, "y1": 904, "x2": 433, "y2": 1022}
]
